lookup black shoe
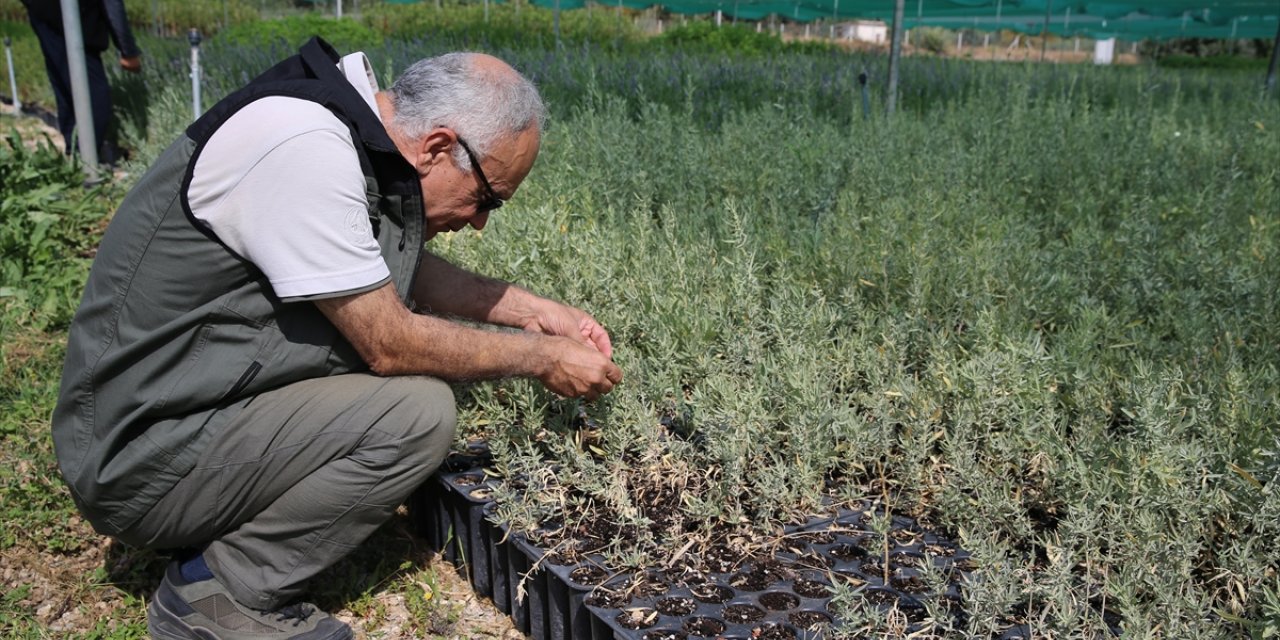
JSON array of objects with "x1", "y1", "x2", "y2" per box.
[{"x1": 147, "y1": 561, "x2": 352, "y2": 640}]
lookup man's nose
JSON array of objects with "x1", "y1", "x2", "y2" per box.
[{"x1": 470, "y1": 210, "x2": 490, "y2": 231}]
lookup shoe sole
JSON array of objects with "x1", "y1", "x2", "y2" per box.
[
  {"x1": 147, "y1": 594, "x2": 353, "y2": 640},
  {"x1": 147, "y1": 597, "x2": 219, "y2": 640}
]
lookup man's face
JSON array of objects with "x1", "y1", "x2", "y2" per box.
[{"x1": 416, "y1": 126, "x2": 540, "y2": 240}]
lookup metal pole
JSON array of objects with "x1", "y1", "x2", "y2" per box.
[
  {"x1": 858, "y1": 69, "x2": 870, "y2": 120},
  {"x1": 995, "y1": 0, "x2": 1002, "y2": 58},
  {"x1": 1040, "y1": 0, "x2": 1052, "y2": 63},
  {"x1": 4, "y1": 37, "x2": 19, "y2": 113},
  {"x1": 60, "y1": 0, "x2": 99, "y2": 172},
  {"x1": 337, "y1": 0, "x2": 343, "y2": 19},
  {"x1": 887, "y1": 0, "x2": 904, "y2": 115},
  {"x1": 1266, "y1": 17, "x2": 1280, "y2": 97},
  {"x1": 189, "y1": 29, "x2": 202, "y2": 121}
]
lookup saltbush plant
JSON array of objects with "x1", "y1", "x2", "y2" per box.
[{"x1": 441, "y1": 70, "x2": 1279, "y2": 637}]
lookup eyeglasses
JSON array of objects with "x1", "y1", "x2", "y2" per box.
[{"x1": 455, "y1": 136, "x2": 504, "y2": 213}]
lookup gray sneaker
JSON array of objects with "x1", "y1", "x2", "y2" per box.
[{"x1": 147, "y1": 561, "x2": 352, "y2": 640}]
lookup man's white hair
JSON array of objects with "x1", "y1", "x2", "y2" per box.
[{"x1": 388, "y1": 52, "x2": 545, "y2": 172}]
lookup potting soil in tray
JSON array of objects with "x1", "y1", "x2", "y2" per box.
[{"x1": 408, "y1": 448, "x2": 983, "y2": 640}]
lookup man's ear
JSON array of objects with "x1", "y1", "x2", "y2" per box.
[{"x1": 417, "y1": 127, "x2": 457, "y2": 175}]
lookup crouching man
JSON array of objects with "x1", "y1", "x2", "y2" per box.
[{"x1": 53, "y1": 37, "x2": 621, "y2": 640}]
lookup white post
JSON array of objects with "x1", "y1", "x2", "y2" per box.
[
  {"x1": 1093, "y1": 37, "x2": 1114, "y2": 65},
  {"x1": 756, "y1": 21, "x2": 761, "y2": 33},
  {"x1": 189, "y1": 29, "x2": 202, "y2": 120},
  {"x1": 716, "y1": 9, "x2": 721, "y2": 27},
  {"x1": 336, "y1": 0, "x2": 342, "y2": 18},
  {"x1": 59, "y1": 0, "x2": 98, "y2": 171},
  {"x1": 4, "y1": 37, "x2": 19, "y2": 113},
  {"x1": 983, "y1": 33, "x2": 990, "y2": 48},
  {"x1": 805, "y1": 24, "x2": 810, "y2": 38},
  {"x1": 957, "y1": 30, "x2": 963, "y2": 50}
]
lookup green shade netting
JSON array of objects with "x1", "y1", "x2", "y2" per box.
[{"x1": 439, "y1": 0, "x2": 1280, "y2": 39}]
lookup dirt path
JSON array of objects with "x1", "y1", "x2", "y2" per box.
[{"x1": 1, "y1": 99, "x2": 64, "y2": 149}]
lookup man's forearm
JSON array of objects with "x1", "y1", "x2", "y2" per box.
[
  {"x1": 381, "y1": 312, "x2": 549, "y2": 379},
  {"x1": 318, "y1": 283, "x2": 547, "y2": 379},
  {"x1": 412, "y1": 252, "x2": 541, "y2": 328},
  {"x1": 317, "y1": 283, "x2": 622, "y2": 398}
]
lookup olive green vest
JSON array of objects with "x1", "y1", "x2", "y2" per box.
[{"x1": 52, "y1": 38, "x2": 425, "y2": 535}]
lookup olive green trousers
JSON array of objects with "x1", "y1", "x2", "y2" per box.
[{"x1": 118, "y1": 373, "x2": 456, "y2": 610}]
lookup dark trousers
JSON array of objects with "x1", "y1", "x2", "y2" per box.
[{"x1": 28, "y1": 13, "x2": 114, "y2": 159}]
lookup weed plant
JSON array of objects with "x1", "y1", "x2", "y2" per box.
[{"x1": 2, "y1": 18, "x2": 1279, "y2": 639}]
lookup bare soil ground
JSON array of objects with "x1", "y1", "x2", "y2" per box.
[
  {"x1": 0, "y1": 505, "x2": 522, "y2": 639},
  {"x1": 1, "y1": 100, "x2": 63, "y2": 148}
]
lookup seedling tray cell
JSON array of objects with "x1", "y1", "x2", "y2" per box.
[{"x1": 409, "y1": 450, "x2": 977, "y2": 639}]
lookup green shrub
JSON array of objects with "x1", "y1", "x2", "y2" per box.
[
  {"x1": 652, "y1": 21, "x2": 784, "y2": 54},
  {"x1": 360, "y1": 2, "x2": 640, "y2": 48},
  {"x1": 0, "y1": 131, "x2": 114, "y2": 330},
  {"x1": 914, "y1": 26, "x2": 949, "y2": 54},
  {"x1": 1155, "y1": 54, "x2": 1270, "y2": 70},
  {"x1": 217, "y1": 13, "x2": 380, "y2": 49}
]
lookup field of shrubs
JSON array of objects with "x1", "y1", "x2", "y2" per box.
[{"x1": 2, "y1": 3, "x2": 1278, "y2": 638}]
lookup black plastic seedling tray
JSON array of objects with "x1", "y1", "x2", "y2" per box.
[{"x1": 410, "y1": 449, "x2": 981, "y2": 639}]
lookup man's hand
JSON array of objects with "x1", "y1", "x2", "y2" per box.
[
  {"x1": 537, "y1": 337, "x2": 623, "y2": 400},
  {"x1": 522, "y1": 299, "x2": 614, "y2": 359},
  {"x1": 119, "y1": 56, "x2": 142, "y2": 73}
]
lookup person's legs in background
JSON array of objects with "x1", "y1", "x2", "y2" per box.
[
  {"x1": 84, "y1": 51, "x2": 117, "y2": 164},
  {"x1": 26, "y1": 14, "x2": 75, "y2": 152},
  {"x1": 27, "y1": 13, "x2": 117, "y2": 161}
]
